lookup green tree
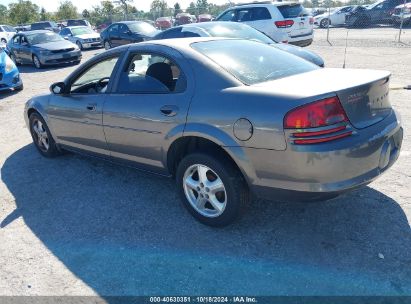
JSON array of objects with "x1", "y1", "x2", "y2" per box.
[
  {"x1": 150, "y1": 0, "x2": 168, "y2": 18},
  {"x1": 56, "y1": 0, "x2": 78, "y2": 20},
  {"x1": 187, "y1": 1, "x2": 197, "y2": 15},
  {"x1": 0, "y1": 4, "x2": 8, "y2": 24},
  {"x1": 174, "y1": 2, "x2": 182, "y2": 16},
  {"x1": 82, "y1": 9, "x2": 90, "y2": 18},
  {"x1": 40, "y1": 7, "x2": 46, "y2": 21},
  {"x1": 8, "y1": 0, "x2": 40, "y2": 25},
  {"x1": 196, "y1": 0, "x2": 209, "y2": 14}
]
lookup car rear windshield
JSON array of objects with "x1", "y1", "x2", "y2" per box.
[
  {"x1": 27, "y1": 32, "x2": 64, "y2": 45},
  {"x1": 191, "y1": 40, "x2": 318, "y2": 85},
  {"x1": 277, "y1": 4, "x2": 309, "y2": 18},
  {"x1": 128, "y1": 22, "x2": 158, "y2": 35}
]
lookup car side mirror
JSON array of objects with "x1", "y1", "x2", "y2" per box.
[
  {"x1": 50, "y1": 82, "x2": 66, "y2": 95},
  {"x1": 127, "y1": 30, "x2": 133, "y2": 35}
]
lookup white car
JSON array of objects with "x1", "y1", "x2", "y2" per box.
[
  {"x1": 216, "y1": 1, "x2": 314, "y2": 47},
  {"x1": 0, "y1": 25, "x2": 17, "y2": 44},
  {"x1": 314, "y1": 6, "x2": 356, "y2": 28},
  {"x1": 59, "y1": 26, "x2": 102, "y2": 50}
]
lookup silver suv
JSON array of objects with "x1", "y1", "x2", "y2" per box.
[{"x1": 216, "y1": 1, "x2": 314, "y2": 46}]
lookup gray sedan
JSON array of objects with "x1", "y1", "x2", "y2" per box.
[
  {"x1": 24, "y1": 38, "x2": 403, "y2": 226},
  {"x1": 7, "y1": 30, "x2": 81, "y2": 69},
  {"x1": 60, "y1": 26, "x2": 102, "y2": 50}
]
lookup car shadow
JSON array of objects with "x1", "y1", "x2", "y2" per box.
[
  {"x1": 0, "y1": 89, "x2": 21, "y2": 100},
  {"x1": 2, "y1": 144, "x2": 411, "y2": 296},
  {"x1": 16, "y1": 62, "x2": 80, "y2": 74}
]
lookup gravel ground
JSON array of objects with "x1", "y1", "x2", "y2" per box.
[{"x1": 0, "y1": 28, "x2": 411, "y2": 296}]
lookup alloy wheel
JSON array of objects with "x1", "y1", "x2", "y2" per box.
[
  {"x1": 104, "y1": 41, "x2": 111, "y2": 50},
  {"x1": 183, "y1": 164, "x2": 227, "y2": 218},
  {"x1": 32, "y1": 119, "x2": 49, "y2": 152}
]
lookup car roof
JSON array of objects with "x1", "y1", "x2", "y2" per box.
[
  {"x1": 65, "y1": 26, "x2": 89, "y2": 29},
  {"x1": 20, "y1": 30, "x2": 53, "y2": 35},
  {"x1": 131, "y1": 36, "x2": 236, "y2": 50},
  {"x1": 116, "y1": 21, "x2": 146, "y2": 24},
  {"x1": 230, "y1": 1, "x2": 301, "y2": 8}
]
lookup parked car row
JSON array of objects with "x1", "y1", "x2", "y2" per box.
[{"x1": 313, "y1": 0, "x2": 411, "y2": 28}]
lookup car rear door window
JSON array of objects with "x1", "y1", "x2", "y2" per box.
[
  {"x1": 109, "y1": 24, "x2": 119, "y2": 34},
  {"x1": 218, "y1": 10, "x2": 236, "y2": 21},
  {"x1": 252, "y1": 7, "x2": 272, "y2": 20},
  {"x1": 116, "y1": 53, "x2": 186, "y2": 94}
]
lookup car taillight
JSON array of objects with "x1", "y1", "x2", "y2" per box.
[
  {"x1": 275, "y1": 20, "x2": 294, "y2": 28},
  {"x1": 284, "y1": 96, "x2": 352, "y2": 144},
  {"x1": 309, "y1": 17, "x2": 314, "y2": 24}
]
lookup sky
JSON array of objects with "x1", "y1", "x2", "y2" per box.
[{"x1": 0, "y1": 0, "x2": 250, "y2": 12}]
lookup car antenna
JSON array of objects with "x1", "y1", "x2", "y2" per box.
[{"x1": 342, "y1": 29, "x2": 349, "y2": 69}]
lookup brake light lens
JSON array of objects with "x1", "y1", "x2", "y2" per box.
[
  {"x1": 309, "y1": 17, "x2": 314, "y2": 24},
  {"x1": 284, "y1": 97, "x2": 348, "y2": 129},
  {"x1": 284, "y1": 97, "x2": 352, "y2": 145},
  {"x1": 275, "y1": 20, "x2": 294, "y2": 28}
]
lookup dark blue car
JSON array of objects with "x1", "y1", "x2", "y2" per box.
[{"x1": 0, "y1": 45, "x2": 23, "y2": 92}]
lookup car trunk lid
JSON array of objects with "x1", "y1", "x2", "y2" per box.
[{"x1": 252, "y1": 68, "x2": 392, "y2": 129}]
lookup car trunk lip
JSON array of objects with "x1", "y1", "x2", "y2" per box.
[{"x1": 251, "y1": 68, "x2": 392, "y2": 130}]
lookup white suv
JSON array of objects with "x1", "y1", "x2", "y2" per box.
[{"x1": 216, "y1": 1, "x2": 314, "y2": 47}]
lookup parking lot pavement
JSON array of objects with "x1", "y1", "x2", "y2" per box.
[{"x1": 0, "y1": 37, "x2": 411, "y2": 296}]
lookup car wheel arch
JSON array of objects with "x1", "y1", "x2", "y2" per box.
[{"x1": 166, "y1": 135, "x2": 247, "y2": 180}]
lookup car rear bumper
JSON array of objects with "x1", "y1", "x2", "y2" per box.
[
  {"x1": 287, "y1": 31, "x2": 314, "y2": 46},
  {"x1": 39, "y1": 50, "x2": 82, "y2": 65},
  {"x1": 0, "y1": 70, "x2": 22, "y2": 91},
  {"x1": 232, "y1": 109, "x2": 402, "y2": 200}
]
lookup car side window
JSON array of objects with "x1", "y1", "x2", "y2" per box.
[
  {"x1": 12, "y1": 35, "x2": 21, "y2": 44},
  {"x1": 218, "y1": 10, "x2": 236, "y2": 21},
  {"x1": 60, "y1": 28, "x2": 69, "y2": 36},
  {"x1": 70, "y1": 56, "x2": 120, "y2": 94},
  {"x1": 119, "y1": 24, "x2": 129, "y2": 34},
  {"x1": 116, "y1": 53, "x2": 187, "y2": 94},
  {"x1": 0, "y1": 27, "x2": 3, "y2": 32},
  {"x1": 252, "y1": 7, "x2": 272, "y2": 20},
  {"x1": 237, "y1": 9, "x2": 252, "y2": 21},
  {"x1": 109, "y1": 24, "x2": 119, "y2": 34},
  {"x1": 162, "y1": 28, "x2": 183, "y2": 39},
  {"x1": 21, "y1": 36, "x2": 28, "y2": 45}
]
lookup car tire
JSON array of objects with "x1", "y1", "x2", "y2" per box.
[
  {"x1": 74, "y1": 60, "x2": 81, "y2": 65},
  {"x1": 0, "y1": 38, "x2": 6, "y2": 44},
  {"x1": 176, "y1": 152, "x2": 249, "y2": 227},
  {"x1": 76, "y1": 41, "x2": 83, "y2": 50},
  {"x1": 15, "y1": 83, "x2": 23, "y2": 91},
  {"x1": 320, "y1": 18, "x2": 330, "y2": 28},
  {"x1": 29, "y1": 112, "x2": 61, "y2": 158},
  {"x1": 32, "y1": 55, "x2": 43, "y2": 69},
  {"x1": 104, "y1": 40, "x2": 111, "y2": 50}
]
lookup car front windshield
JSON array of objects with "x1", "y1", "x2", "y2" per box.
[
  {"x1": 367, "y1": 1, "x2": 384, "y2": 9},
  {"x1": 199, "y1": 23, "x2": 274, "y2": 44},
  {"x1": 192, "y1": 40, "x2": 318, "y2": 85},
  {"x1": 71, "y1": 27, "x2": 94, "y2": 35},
  {"x1": 128, "y1": 22, "x2": 158, "y2": 35},
  {"x1": 27, "y1": 32, "x2": 64, "y2": 45}
]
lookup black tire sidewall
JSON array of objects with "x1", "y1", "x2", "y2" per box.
[
  {"x1": 176, "y1": 153, "x2": 248, "y2": 227},
  {"x1": 29, "y1": 113, "x2": 59, "y2": 158},
  {"x1": 33, "y1": 55, "x2": 42, "y2": 69}
]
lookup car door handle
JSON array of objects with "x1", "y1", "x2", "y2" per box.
[
  {"x1": 160, "y1": 105, "x2": 179, "y2": 117},
  {"x1": 86, "y1": 103, "x2": 97, "y2": 111}
]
